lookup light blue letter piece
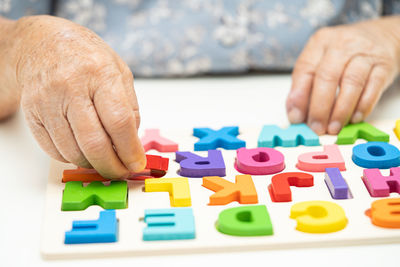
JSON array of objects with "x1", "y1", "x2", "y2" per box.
[
  {"x1": 143, "y1": 208, "x2": 195, "y2": 241},
  {"x1": 193, "y1": 126, "x2": 246, "y2": 151},
  {"x1": 352, "y1": 141, "x2": 400, "y2": 169},
  {"x1": 65, "y1": 210, "x2": 118, "y2": 244},
  {"x1": 258, "y1": 124, "x2": 319, "y2": 148}
]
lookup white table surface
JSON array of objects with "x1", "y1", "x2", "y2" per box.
[{"x1": 1, "y1": 74, "x2": 399, "y2": 266}]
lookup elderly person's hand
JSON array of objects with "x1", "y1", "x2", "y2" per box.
[
  {"x1": 1, "y1": 15, "x2": 145, "y2": 179},
  {"x1": 286, "y1": 16, "x2": 400, "y2": 135}
]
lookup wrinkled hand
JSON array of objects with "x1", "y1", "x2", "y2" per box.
[
  {"x1": 286, "y1": 16, "x2": 400, "y2": 135},
  {"x1": 16, "y1": 16, "x2": 146, "y2": 178}
]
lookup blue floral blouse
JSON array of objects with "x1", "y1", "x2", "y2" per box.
[{"x1": 1, "y1": 0, "x2": 400, "y2": 77}]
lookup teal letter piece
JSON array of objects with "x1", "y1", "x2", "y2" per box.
[
  {"x1": 258, "y1": 124, "x2": 319, "y2": 147},
  {"x1": 143, "y1": 208, "x2": 195, "y2": 241}
]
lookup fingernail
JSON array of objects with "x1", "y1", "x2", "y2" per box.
[
  {"x1": 351, "y1": 111, "x2": 363, "y2": 124},
  {"x1": 288, "y1": 107, "x2": 304, "y2": 124},
  {"x1": 310, "y1": 121, "x2": 324, "y2": 135},
  {"x1": 328, "y1": 121, "x2": 341, "y2": 135},
  {"x1": 129, "y1": 161, "x2": 146, "y2": 173}
]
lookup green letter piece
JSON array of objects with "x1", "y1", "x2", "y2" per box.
[
  {"x1": 62, "y1": 181, "x2": 128, "y2": 211},
  {"x1": 216, "y1": 205, "x2": 273, "y2": 236},
  {"x1": 336, "y1": 122, "x2": 389, "y2": 145}
]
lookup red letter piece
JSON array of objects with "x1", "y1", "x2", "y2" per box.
[
  {"x1": 268, "y1": 172, "x2": 314, "y2": 202},
  {"x1": 62, "y1": 154, "x2": 169, "y2": 182}
]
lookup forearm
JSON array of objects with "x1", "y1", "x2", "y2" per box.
[{"x1": 0, "y1": 16, "x2": 20, "y2": 119}]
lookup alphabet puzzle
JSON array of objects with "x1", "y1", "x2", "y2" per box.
[{"x1": 41, "y1": 122, "x2": 400, "y2": 259}]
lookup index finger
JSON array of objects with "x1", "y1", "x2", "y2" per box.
[{"x1": 93, "y1": 75, "x2": 146, "y2": 173}]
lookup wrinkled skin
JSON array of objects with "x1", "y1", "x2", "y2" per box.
[
  {"x1": 0, "y1": 15, "x2": 146, "y2": 179},
  {"x1": 287, "y1": 16, "x2": 400, "y2": 135},
  {"x1": 1, "y1": 15, "x2": 400, "y2": 178}
]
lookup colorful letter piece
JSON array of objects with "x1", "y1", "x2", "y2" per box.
[
  {"x1": 145, "y1": 178, "x2": 191, "y2": 207},
  {"x1": 268, "y1": 172, "x2": 314, "y2": 202},
  {"x1": 258, "y1": 124, "x2": 319, "y2": 148},
  {"x1": 352, "y1": 142, "x2": 400, "y2": 169},
  {"x1": 61, "y1": 181, "x2": 127, "y2": 211},
  {"x1": 143, "y1": 208, "x2": 195, "y2": 241},
  {"x1": 202, "y1": 175, "x2": 258, "y2": 205},
  {"x1": 235, "y1": 147, "x2": 285, "y2": 175},
  {"x1": 324, "y1": 168, "x2": 352, "y2": 199},
  {"x1": 141, "y1": 129, "x2": 178, "y2": 152},
  {"x1": 336, "y1": 122, "x2": 389, "y2": 145},
  {"x1": 362, "y1": 167, "x2": 400, "y2": 197},
  {"x1": 193, "y1": 126, "x2": 246, "y2": 151},
  {"x1": 216, "y1": 205, "x2": 273, "y2": 236},
  {"x1": 65, "y1": 210, "x2": 118, "y2": 244},
  {"x1": 365, "y1": 198, "x2": 400, "y2": 228},
  {"x1": 296, "y1": 144, "x2": 346, "y2": 172},
  {"x1": 175, "y1": 150, "x2": 226, "y2": 177},
  {"x1": 290, "y1": 201, "x2": 348, "y2": 233},
  {"x1": 62, "y1": 154, "x2": 169, "y2": 182},
  {"x1": 394, "y1": 120, "x2": 400, "y2": 141}
]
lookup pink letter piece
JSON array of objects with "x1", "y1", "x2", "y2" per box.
[
  {"x1": 141, "y1": 129, "x2": 179, "y2": 152},
  {"x1": 235, "y1": 147, "x2": 285, "y2": 175},
  {"x1": 296, "y1": 144, "x2": 346, "y2": 172},
  {"x1": 363, "y1": 167, "x2": 400, "y2": 197}
]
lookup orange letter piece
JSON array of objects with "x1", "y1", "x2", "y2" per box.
[
  {"x1": 202, "y1": 175, "x2": 258, "y2": 205},
  {"x1": 366, "y1": 198, "x2": 400, "y2": 228}
]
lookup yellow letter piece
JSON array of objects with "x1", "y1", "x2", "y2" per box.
[
  {"x1": 145, "y1": 178, "x2": 191, "y2": 207},
  {"x1": 290, "y1": 201, "x2": 347, "y2": 233},
  {"x1": 394, "y1": 120, "x2": 400, "y2": 141}
]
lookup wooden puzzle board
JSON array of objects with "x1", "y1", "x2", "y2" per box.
[{"x1": 41, "y1": 121, "x2": 400, "y2": 259}]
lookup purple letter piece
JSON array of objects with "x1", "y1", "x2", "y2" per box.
[
  {"x1": 324, "y1": 167, "x2": 352, "y2": 199},
  {"x1": 175, "y1": 150, "x2": 226, "y2": 177}
]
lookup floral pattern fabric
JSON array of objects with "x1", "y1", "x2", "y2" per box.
[{"x1": 1, "y1": 0, "x2": 399, "y2": 77}]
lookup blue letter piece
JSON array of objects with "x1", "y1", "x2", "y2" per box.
[
  {"x1": 65, "y1": 210, "x2": 118, "y2": 244},
  {"x1": 193, "y1": 126, "x2": 246, "y2": 151},
  {"x1": 258, "y1": 124, "x2": 319, "y2": 147},
  {"x1": 324, "y1": 168, "x2": 352, "y2": 199},
  {"x1": 143, "y1": 208, "x2": 195, "y2": 241},
  {"x1": 175, "y1": 150, "x2": 226, "y2": 177},
  {"x1": 352, "y1": 141, "x2": 400, "y2": 169}
]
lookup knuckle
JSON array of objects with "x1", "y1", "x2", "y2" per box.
[
  {"x1": 122, "y1": 68, "x2": 134, "y2": 85},
  {"x1": 21, "y1": 94, "x2": 35, "y2": 110},
  {"x1": 294, "y1": 59, "x2": 315, "y2": 74},
  {"x1": 81, "y1": 135, "x2": 107, "y2": 155},
  {"x1": 341, "y1": 73, "x2": 366, "y2": 89},
  {"x1": 315, "y1": 68, "x2": 340, "y2": 83},
  {"x1": 110, "y1": 114, "x2": 134, "y2": 133},
  {"x1": 134, "y1": 110, "x2": 141, "y2": 128},
  {"x1": 62, "y1": 147, "x2": 89, "y2": 167}
]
